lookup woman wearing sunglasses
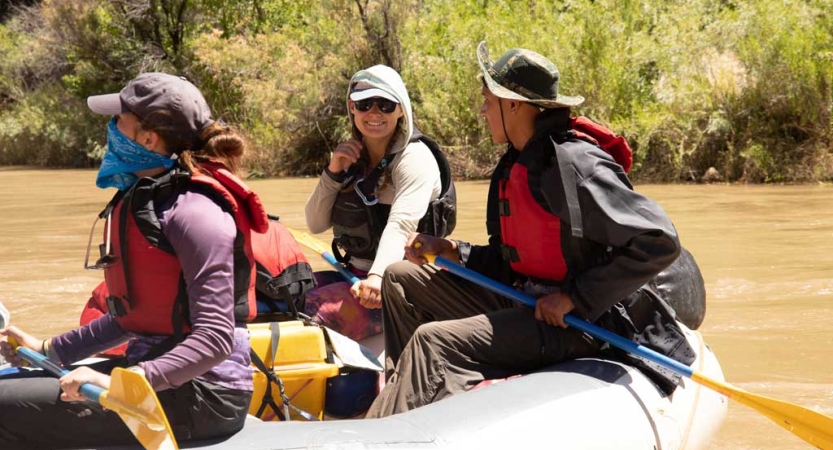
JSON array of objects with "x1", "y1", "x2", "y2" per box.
[
  {"x1": 0, "y1": 73, "x2": 267, "y2": 448},
  {"x1": 304, "y1": 65, "x2": 454, "y2": 340}
]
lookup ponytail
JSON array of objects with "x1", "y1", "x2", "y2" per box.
[
  {"x1": 181, "y1": 121, "x2": 246, "y2": 174},
  {"x1": 139, "y1": 111, "x2": 246, "y2": 175}
]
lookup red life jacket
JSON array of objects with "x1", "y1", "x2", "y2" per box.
[
  {"x1": 250, "y1": 217, "x2": 316, "y2": 310},
  {"x1": 486, "y1": 117, "x2": 633, "y2": 239},
  {"x1": 81, "y1": 216, "x2": 313, "y2": 357},
  {"x1": 498, "y1": 147, "x2": 569, "y2": 282},
  {"x1": 497, "y1": 117, "x2": 630, "y2": 282},
  {"x1": 102, "y1": 162, "x2": 268, "y2": 335},
  {"x1": 79, "y1": 281, "x2": 129, "y2": 357},
  {"x1": 571, "y1": 117, "x2": 633, "y2": 173}
]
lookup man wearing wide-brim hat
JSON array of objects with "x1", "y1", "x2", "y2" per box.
[{"x1": 367, "y1": 41, "x2": 695, "y2": 418}]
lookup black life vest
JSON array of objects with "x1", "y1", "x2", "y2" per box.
[{"x1": 330, "y1": 130, "x2": 456, "y2": 262}]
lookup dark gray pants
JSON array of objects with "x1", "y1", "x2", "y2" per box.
[
  {"x1": 366, "y1": 261, "x2": 601, "y2": 418},
  {"x1": 0, "y1": 359, "x2": 251, "y2": 449}
]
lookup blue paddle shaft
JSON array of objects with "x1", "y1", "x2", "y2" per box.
[
  {"x1": 16, "y1": 346, "x2": 104, "y2": 402},
  {"x1": 322, "y1": 252, "x2": 361, "y2": 284},
  {"x1": 432, "y1": 255, "x2": 695, "y2": 378}
]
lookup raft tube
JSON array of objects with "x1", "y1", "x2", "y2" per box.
[{"x1": 87, "y1": 325, "x2": 726, "y2": 450}]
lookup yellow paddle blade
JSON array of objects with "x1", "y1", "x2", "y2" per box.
[
  {"x1": 103, "y1": 368, "x2": 179, "y2": 450},
  {"x1": 692, "y1": 372, "x2": 833, "y2": 450},
  {"x1": 287, "y1": 227, "x2": 332, "y2": 255}
]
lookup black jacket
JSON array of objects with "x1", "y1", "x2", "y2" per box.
[{"x1": 457, "y1": 110, "x2": 695, "y2": 393}]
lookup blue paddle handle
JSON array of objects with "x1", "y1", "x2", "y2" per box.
[
  {"x1": 432, "y1": 255, "x2": 695, "y2": 378},
  {"x1": 322, "y1": 251, "x2": 361, "y2": 284},
  {"x1": 16, "y1": 346, "x2": 104, "y2": 402}
]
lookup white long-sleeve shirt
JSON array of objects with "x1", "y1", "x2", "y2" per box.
[{"x1": 305, "y1": 139, "x2": 440, "y2": 276}]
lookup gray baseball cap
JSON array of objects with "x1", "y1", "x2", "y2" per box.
[{"x1": 87, "y1": 72, "x2": 214, "y2": 146}]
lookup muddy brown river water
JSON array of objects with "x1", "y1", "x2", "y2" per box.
[{"x1": 1, "y1": 167, "x2": 831, "y2": 449}]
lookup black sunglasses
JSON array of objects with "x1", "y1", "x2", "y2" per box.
[{"x1": 354, "y1": 97, "x2": 398, "y2": 114}]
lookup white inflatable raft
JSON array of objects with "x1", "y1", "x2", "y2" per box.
[{"x1": 87, "y1": 324, "x2": 726, "y2": 450}]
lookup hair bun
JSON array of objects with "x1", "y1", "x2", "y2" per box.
[{"x1": 200, "y1": 121, "x2": 227, "y2": 143}]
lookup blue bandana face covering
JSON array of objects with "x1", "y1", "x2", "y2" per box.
[{"x1": 96, "y1": 118, "x2": 176, "y2": 191}]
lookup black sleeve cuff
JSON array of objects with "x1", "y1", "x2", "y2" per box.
[
  {"x1": 452, "y1": 240, "x2": 472, "y2": 266},
  {"x1": 565, "y1": 280, "x2": 595, "y2": 321},
  {"x1": 324, "y1": 166, "x2": 348, "y2": 183}
]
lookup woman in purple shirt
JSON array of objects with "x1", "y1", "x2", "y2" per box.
[{"x1": 0, "y1": 73, "x2": 267, "y2": 448}]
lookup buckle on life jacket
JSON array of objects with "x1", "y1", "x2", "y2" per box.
[
  {"x1": 106, "y1": 295, "x2": 129, "y2": 317},
  {"x1": 498, "y1": 199, "x2": 510, "y2": 216},
  {"x1": 500, "y1": 244, "x2": 520, "y2": 263}
]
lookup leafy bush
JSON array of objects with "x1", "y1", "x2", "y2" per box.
[{"x1": 1, "y1": 0, "x2": 831, "y2": 182}]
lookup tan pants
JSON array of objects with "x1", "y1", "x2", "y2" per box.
[{"x1": 367, "y1": 261, "x2": 601, "y2": 418}]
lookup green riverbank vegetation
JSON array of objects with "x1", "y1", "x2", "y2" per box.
[{"x1": 1, "y1": 0, "x2": 831, "y2": 182}]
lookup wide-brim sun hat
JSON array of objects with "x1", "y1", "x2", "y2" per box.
[{"x1": 477, "y1": 40, "x2": 584, "y2": 108}]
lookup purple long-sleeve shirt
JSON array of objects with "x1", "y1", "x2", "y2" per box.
[{"x1": 52, "y1": 190, "x2": 253, "y2": 392}]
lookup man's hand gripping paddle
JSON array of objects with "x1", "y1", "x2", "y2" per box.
[{"x1": 423, "y1": 253, "x2": 833, "y2": 450}]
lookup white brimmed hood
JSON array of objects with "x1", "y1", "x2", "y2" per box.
[{"x1": 347, "y1": 65, "x2": 413, "y2": 155}]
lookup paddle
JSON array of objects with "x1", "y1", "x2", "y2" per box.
[
  {"x1": 9, "y1": 339, "x2": 178, "y2": 450},
  {"x1": 287, "y1": 227, "x2": 360, "y2": 284},
  {"x1": 425, "y1": 253, "x2": 833, "y2": 450}
]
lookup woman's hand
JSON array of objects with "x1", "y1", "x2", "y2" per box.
[
  {"x1": 59, "y1": 366, "x2": 111, "y2": 402},
  {"x1": 0, "y1": 325, "x2": 44, "y2": 367},
  {"x1": 351, "y1": 274, "x2": 383, "y2": 309},
  {"x1": 404, "y1": 233, "x2": 459, "y2": 265},
  {"x1": 329, "y1": 139, "x2": 364, "y2": 174},
  {"x1": 534, "y1": 291, "x2": 575, "y2": 328}
]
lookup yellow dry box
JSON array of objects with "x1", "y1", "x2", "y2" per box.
[{"x1": 248, "y1": 321, "x2": 339, "y2": 421}]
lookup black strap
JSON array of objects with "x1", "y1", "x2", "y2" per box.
[
  {"x1": 549, "y1": 137, "x2": 587, "y2": 286},
  {"x1": 107, "y1": 188, "x2": 134, "y2": 317},
  {"x1": 411, "y1": 129, "x2": 452, "y2": 196},
  {"x1": 331, "y1": 240, "x2": 349, "y2": 264},
  {"x1": 498, "y1": 199, "x2": 510, "y2": 216},
  {"x1": 551, "y1": 137, "x2": 583, "y2": 239},
  {"x1": 486, "y1": 150, "x2": 517, "y2": 237},
  {"x1": 250, "y1": 348, "x2": 287, "y2": 421},
  {"x1": 248, "y1": 322, "x2": 319, "y2": 421},
  {"x1": 500, "y1": 244, "x2": 520, "y2": 262},
  {"x1": 253, "y1": 321, "x2": 288, "y2": 420},
  {"x1": 279, "y1": 285, "x2": 300, "y2": 318},
  {"x1": 351, "y1": 153, "x2": 397, "y2": 200}
]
